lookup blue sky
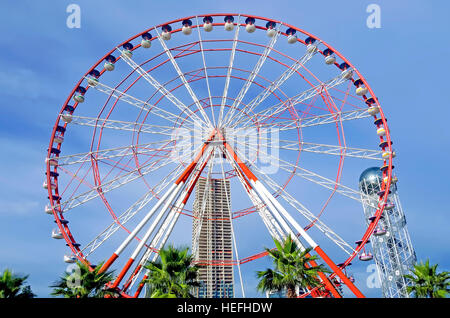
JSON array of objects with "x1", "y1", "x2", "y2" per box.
[{"x1": 0, "y1": 0, "x2": 449, "y2": 298}]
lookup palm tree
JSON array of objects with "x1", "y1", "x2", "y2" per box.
[
  {"x1": 0, "y1": 269, "x2": 35, "y2": 298},
  {"x1": 143, "y1": 245, "x2": 200, "y2": 298},
  {"x1": 256, "y1": 235, "x2": 329, "y2": 298},
  {"x1": 50, "y1": 261, "x2": 116, "y2": 298},
  {"x1": 405, "y1": 259, "x2": 449, "y2": 298}
]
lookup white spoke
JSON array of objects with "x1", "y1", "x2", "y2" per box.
[
  {"x1": 217, "y1": 15, "x2": 242, "y2": 126},
  {"x1": 284, "y1": 162, "x2": 378, "y2": 208},
  {"x1": 222, "y1": 145, "x2": 306, "y2": 251},
  {"x1": 298, "y1": 142, "x2": 382, "y2": 161},
  {"x1": 99, "y1": 142, "x2": 215, "y2": 290},
  {"x1": 154, "y1": 28, "x2": 213, "y2": 127},
  {"x1": 234, "y1": 139, "x2": 378, "y2": 208},
  {"x1": 56, "y1": 139, "x2": 175, "y2": 166},
  {"x1": 225, "y1": 39, "x2": 320, "y2": 127},
  {"x1": 150, "y1": 148, "x2": 213, "y2": 256},
  {"x1": 128, "y1": 168, "x2": 189, "y2": 261},
  {"x1": 80, "y1": 163, "x2": 186, "y2": 257},
  {"x1": 251, "y1": 164, "x2": 355, "y2": 256},
  {"x1": 126, "y1": 150, "x2": 213, "y2": 290},
  {"x1": 221, "y1": 145, "x2": 285, "y2": 242},
  {"x1": 117, "y1": 47, "x2": 210, "y2": 127},
  {"x1": 57, "y1": 139, "x2": 198, "y2": 213},
  {"x1": 279, "y1": 108, "x2": 371, "y2": 130},
  {"x1": 234, "y1": 70, "x2": 354, "y2": 129},
  {"x1": 243, "y1": 138, "x2": 383, "y2": 161},
  {"x1": 66, "y1": 115, "x2": 191, "y2": 137},
  {"x1": 234, "y1": 107, "x2": 371, "y2": 133},
  {"x1": 220, "y1": 24, "x2": 281, "y2": 127},
  {"x1": 195, "y1": 16, "x2": 216, "y2": 127},
  {"x1": 89, "y1": 79, "x2": 197, "y2": 127}
]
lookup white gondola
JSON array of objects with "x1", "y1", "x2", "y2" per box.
[
  {"x1": 73, "y1": 94, "x2": 85, "y2": 103},
  {"x1": 376, "y1": 127, "x2": 386, "y2": 136},
  {"x1": 45, "y1": 158, "x2": 58, "y2": 167},
  {"x1": 182, "y1": 25, "x2": 192, "y2": 35},
  {"x1": 64, "y1": 254, "x2": 77, "y2": 263},
  {"x1": 141, "y1": 39, "x2": 151, "y2": 48},
  {"x1": 43, "y1": 180, "x2": 56, "y2": 190},
  {"x1": 356, "y1": 86, "x2": 368, "y2": 96},
  {"x1": 382, "y1": 150, "x2": 396, "y2": 160},
  {"x1": 121, "y1": 43, "x2": 134, "y2": 58},
  {"x1": 203, "y1": 21, "x2": 213, "y2": 32},
  {"x1": 224, "y1": 21, "x2": 234, "y2": 31},
  {"x1": 325, "y1": 54, "x2": 336, "y2": 65},
  {"x1": 161, "y1": 31, "x2": 171, "y2": 41},
  {"x1": 341, "y1": 68, "x2": 353, "y2": 79},
  {"x1": 140, "y1": 32, "x2": 152, "y2": 49},
  {"x1": 54, "y1": 135, "x2": 64, "y2": 144},
  {"x1": 368, "y1": 105, "x2": 380, "y2": 116},
  {"x1": 61, "y1": 113, "x2": 73, "y2": 123},
  {"x1": 383, "y1": 175, "x2": 398, "y2": 185},
  {"x1": 45, "y1": 204, "x2": 53, "y2": 214},
  {"x1": 104, "y1": 62, "x2": 115, "y2": 71},
  {"x1": 359, "y1": 252, "x2": 374, "y2": 261},
  {"x1": 287, "y1": 34, "x2": 297, "y2": 44},
  {"x1": 246, "y1": 23, "x2": 256, "y2": 33},
  {"x1": 306, "y1": 43, "x2": 318, "y2": 53},
  {"x1": 374, "y1": 227, "x2": 387, "y2": 236},
  {"x1": 87, "y1": 77, "x2": 99, "y2": 87},
  {"x1": 121, "y1": 49, "x2": 133, "y2": 59},
  {"x1": 223, "y1": 16, "x2": 235, "y2": 31},
  {"x1": 245, "y1": 17, "x2": 256, "y2": 33},
  {"x1": 52, "y1": 228, "x2": 64, "y2": 239},
  {"x1": 267, "y1": 28, "x2": 277, "y2": 37}
]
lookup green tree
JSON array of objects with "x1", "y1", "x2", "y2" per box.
[
  {"x1": 256, "y1": 235, "x2": 329, "y2": 298},
  {"x1": 50, "y1": 261, "x2": 116, "y2": 298},
  {"x1": 405, "y1": 259, "x2": 449, "y2": 298},
  {"x1": 143, "y1": 245, "x2": 199, "y2": 298},
  {"x1": 0, "y1": 269, "x2": 35, "y2": 298}
]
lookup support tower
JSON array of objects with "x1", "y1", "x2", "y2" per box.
[{"x1": 359, "y1": 167, "x2": 416, "y2": 298}]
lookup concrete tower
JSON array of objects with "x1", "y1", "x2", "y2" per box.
[{"x1": 192, "y1": 177, "x2": 234, "y2": 298}]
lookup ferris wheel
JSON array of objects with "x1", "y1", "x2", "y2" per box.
[{"x1": 45, "y1": 13, "x2": 395, "y2": 298}]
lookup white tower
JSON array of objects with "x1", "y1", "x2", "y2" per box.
[{"x1": 359, "y1": 167, "x2": 416, "y2": 298}]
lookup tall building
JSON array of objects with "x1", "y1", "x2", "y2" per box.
[
  {"x1": 359, "y1": 167, "x2": 416, "y2": 298},
  {"x1": 192, "y1": 177, "x2": 234, "y2": 298}
]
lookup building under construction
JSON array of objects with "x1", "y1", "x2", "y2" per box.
[{"x1": 192, "y1": 177, "x2": 234, "y2": 298}]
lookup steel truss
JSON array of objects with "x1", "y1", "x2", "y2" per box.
[{"x1": 359, "y1": 179, "x2": 416, "y2": 298}]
